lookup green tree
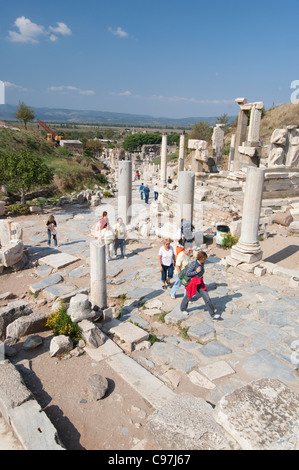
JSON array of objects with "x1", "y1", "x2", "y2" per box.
[
  {"x1": 15, "y1": 102, "x2": 35, "y2": 129},
  {"x1": 188, "y1": 121, "x2": 213, "y2": 143},
  {"x1": 0, "y1": 150, "x2": 53, "y2": 204},
  {"x1": 123, "y1": 133, "x2": 162, "y2": 152}
]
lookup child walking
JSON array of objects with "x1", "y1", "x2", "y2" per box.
[{"x1": 46, "y1": 215, "x2": 58, "y2": 247}]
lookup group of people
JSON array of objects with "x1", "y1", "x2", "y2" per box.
[
  {"x1": 46, "y1": 208, "x2": 221, "y2": 320},
  {"x1": 158, "y1": 230, "x2": 221, "y2": 320},
  {"x1": 96, "y1": 211, "x2": 127, "y2": 261},
  {"x1": 139, "y1": 182, "x2": 159, "y2": 203}
]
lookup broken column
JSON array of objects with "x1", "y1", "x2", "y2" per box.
[
  {"x1": 90, "y1": 241, "x2": 107, "y2": 310},
  {"x1": 90, "y1": 241, "x2": 112, "y2": 321},
  {"x1": 233, "y1": 98, "x2": 263, "y2": 171},
  {"x1": 118, "y1": 160, "x2": 132, "y2": 225},
  {"x1": 160, "y1": 134, "x2": 167, "y2": 186},
  {"x1": 230, "y1": 167, "x2": 265, "y2": 263},
  {"x1": 212, "y1": 124, "x2": 225, "y2": 170},
  {"x1": 178, "y1": 134, "x2": 186, "y2": 172},
  {"x1": 177, "y1": 171, "x2": 195, "y2": 225}
]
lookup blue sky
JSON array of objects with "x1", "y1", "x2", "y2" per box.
[{"x1": 1, "y1": 0, "x2": 299, "y2": 118}]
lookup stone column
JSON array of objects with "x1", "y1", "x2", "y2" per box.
[
  {"x1": 118, "y1": 160, "x2": 132, "y2": 225},
  {"x1": 228, "y1": 134, "x2": 236, "y2": 171},
  {"x1": 160, "y1": 134, "x2": 167, "y2": 185},
  {"x1": 178, "y1": 134, "x2": 185, "y2": 172},
  {"x1": 230, "y1": 167, "x2": 265, "y2": 263},
  {"x1": 90, "y1": 241, "x2": 107, "y2": 310},
  {"x1": 177, "y1": 171, "x2": 195, "y2": 225},
  {"x1": 233, "y1": 99, "x2": 249, "y2": 171}
]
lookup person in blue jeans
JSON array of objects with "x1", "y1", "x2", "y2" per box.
[
  {"x1": 46, "y1": 215, "x2": 57, "y2": 247},
  {"x1": 170, "y1": 245, "x2": 192, "y2": 299},
  {"x1": 143, "y1": 184, "x2": 150, "y2": 204},
  {"x1": 139, "y1": 183, "x2": 145, "y2": 200}
]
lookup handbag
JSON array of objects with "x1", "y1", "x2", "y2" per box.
[{"x1": 178, "y1": 266, "x2": 191, "y2": 286}]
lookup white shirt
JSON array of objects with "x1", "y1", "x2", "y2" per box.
[{"x1": 159, "y1": 245, "x2": 174, "y2": 266}]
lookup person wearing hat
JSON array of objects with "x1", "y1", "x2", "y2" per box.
[{"x1": 170, "y1": 244, "x2": 193, "y2": 299}]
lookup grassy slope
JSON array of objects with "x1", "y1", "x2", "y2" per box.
[{"x1": 0, "y1": 126, "x2": 106, "y2": 194}]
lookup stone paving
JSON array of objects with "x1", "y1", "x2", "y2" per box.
[
  {"x1": 2, "y1": 180, "x2": 299, "y2": 449},
  {"x1": 23, "y1": 182, "x2": 299, "y2": 393}
]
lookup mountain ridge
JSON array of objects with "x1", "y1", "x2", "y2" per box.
[{"x1": 0, "y1": 104, "x2": 232, "y2": 127}]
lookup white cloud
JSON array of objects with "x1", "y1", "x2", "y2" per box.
[
  {"x1": 3, "y1": 81, "x2": 28, "y2": 92},
  {"x1": 110, "y1": 91, "x2": 132, "y2": 96},
  {"x1": 8, "y1": 16, "x2": 45, "y2": 43},
  {"x1": 47, "y1": 85, "x2": 95, "y2": 95},
  {"x1": 49, "y1": 22, "x2": 72, "y2": 41},
  {"x1": 108, "y1": 26, "x2": 128, "y2": 38},
  {"x1": 7, "y1": 17, "x2": 72, "y2": 43}
]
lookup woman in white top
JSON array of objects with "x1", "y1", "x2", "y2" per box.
[
  {"x1": 158, "y1": 238, "x2": 176, "y2": 290},
  {"x1": 100, "y1": 223, "x2": 114, "y2": 261}
]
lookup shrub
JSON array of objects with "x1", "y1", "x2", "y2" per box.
[
  {"x1": 46, "y1": 300, "x2": 82, "y2": 342},
  {"x1": 7, "y1": 203, "x2": 30, "y2": 215},
  {"x1": 222, "y1": 232, "x2": 239, "y2": 249}
]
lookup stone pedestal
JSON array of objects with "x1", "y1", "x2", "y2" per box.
[
  {"x1": 118, "y1": 160, "x2": 132, "y2": 225},
  {"x1": 90, "y1": 241, "x2": 107, "y2": 310},
  {"x1": 230, "y1": 167, "x2": 265, "y2": 263}
]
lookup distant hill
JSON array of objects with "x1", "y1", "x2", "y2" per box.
[{"x1": 0, "y1": 104, "x2": 231, "y2": 128}]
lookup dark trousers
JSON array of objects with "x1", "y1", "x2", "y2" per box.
[
  {"x1": 161, "y1": 264, "x2": 174, "y2": 282},
  {"x1": 180, "y1": 286, "x2": 215, "y2": 316}
]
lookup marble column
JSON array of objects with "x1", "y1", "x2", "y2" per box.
[
  {"x1": 230, "y1": 167, "x2": 265, "y2": 263},
  {"x1": 90, "y1": 241, "x2": 107, "y2": 310},
  {"x1": 160, "y1": 134, "x2": 167, "y2": 185},
  {"x1": 178, "y1": 134, "x2": 185, "y2": 172},
  {"x1": 118, "y1": 160, "x2": 132, "y2": 225},
  {"x1": 177, "y1": 171, "x2": 195, "y2": 225}
]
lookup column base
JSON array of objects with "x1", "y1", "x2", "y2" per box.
[{"x1": 230, "y1": 241, "x2": 263, "y2": 264}]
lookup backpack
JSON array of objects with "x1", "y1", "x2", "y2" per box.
[{"x1": 178, "y1": 266, "x2": 191, "y2": 286}]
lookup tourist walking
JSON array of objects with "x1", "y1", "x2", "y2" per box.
[
  {"x1": 100, "y1": 223, "x2": 114, "y2": 261},
  {"x1": 158, "y1": 238, "x2": 175, "y2": 290},
  {"x1": 170, "y1": 244, "x2": 193, "y2": 299},
  {"x1": 46, "y1": 215, "x2": 58, "y2": 247},
  {"x1": 143, "y1": 184, "x2": 150, "y2": 204},
  {"x1": 113, "y1": 217, "x2": 127, "y2": 259},
  {"x1": 175, "y1": 227, "x2": 186, "y2": 256},
  {"x1": 154, "y1": 183, "x2": 159, "y2": 201},
  {"x1": 96, "y1": 211, "x2": 109, "y2": 238},
  {"x1": 139, "y1": 182, "x2": 145, "y2": 200},
  {"x1": 180, "y1": 251, "x2": 221, "y2": 320}
]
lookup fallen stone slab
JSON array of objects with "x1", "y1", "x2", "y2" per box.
[
  {"x1": 0, "y1": 360, "x2": 32, "y2": 423},
  {"x1": 107, "y1": 353, "x2": 175, "y2": 410},
  {"x1": 188, "y1": 370, "x2": 216, "y2": 390},
  {"x1": 214, "y1": 378, "x2": 299, "y2": 450},
  {"x1": 39, "y1": 252, "x2": 79, "y2": 270},
  {"x1": 6, "y1": 312, "x2": 48, "y2": 340},
  {"x1": 9, "y1": 400, "x2": 64, "y2": 450},
  {"x1": 84, "y1": 338, "x2": 123, "y2": 362},
  {"x1": 0, "y1": 301, "x2": 32, "y2": 341},
  {"x1": 109, "y1": 321, "x2": 149, "y2": 345},
  {"x1": 199, "y1": 340, "x2": 232, "y2": 357},
  {"x1": 145, "y1": 393, "x2": 233, "y2": 450},
  {"x1": 29, "y1": 273, "x2": 63, "y2": 294}
]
